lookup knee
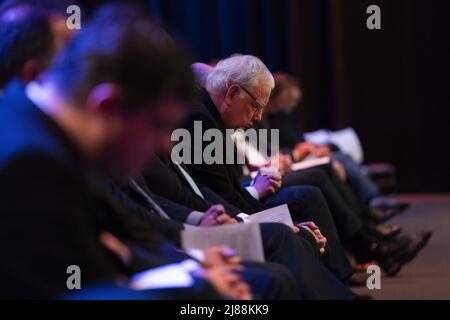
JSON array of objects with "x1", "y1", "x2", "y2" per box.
[{"x1": 297, "y1": 185, "x2": 324, "y2": 203}]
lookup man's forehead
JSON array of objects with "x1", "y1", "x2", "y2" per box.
[{"x1": 251, "y1": 84, "x2": 271, "y2": 105}]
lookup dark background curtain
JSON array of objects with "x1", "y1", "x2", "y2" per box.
[{"x1": 74, "y1": 0, "x2": 450, "y2": 192}]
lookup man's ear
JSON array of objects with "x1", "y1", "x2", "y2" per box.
[
  {"x1": 224, "y1": 84, "x2": 240, "y2": 106},
  {"x1": 20, "y1": 60, "x2": 45, "y2": 84},
  {"x1": 86, "y1": 83, "x2": 123, "y2": 116}
]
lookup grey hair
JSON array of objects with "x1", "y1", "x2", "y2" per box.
[{"x1": 206, "y1": 54, "x2": 274, "y2": 95}]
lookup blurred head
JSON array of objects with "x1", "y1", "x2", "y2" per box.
[
  {"x1": 0, "y1": 0, "x2": 74, "y2": 88},
  {"x1": 205, "y1": 54, "x2": 274, "y2": 129},
  {"x1": 191, "y1": 62, "x2": 214, "y2": 88},
  {"x1": 267, "y1": 72, "x2": 303, "y2": 114},
  {"x1": 42, "y1": 3, "x2": 196, "y2": 179}
]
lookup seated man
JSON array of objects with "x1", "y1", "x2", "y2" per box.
[
  {"x1": 109, "y1": 177, "x2": 357, "y2": 300},
  {"x1": 180, "y1": 56, "x2": 431, "y2": 277},
  {"x1": 143, "y1": 154, "x2": 357, "y2": 283},
  {"x1": 266, "y1": 72, "x2": 409, "y2": 218},
  {"x1": 0, "y1": 0, "x2": 73, "y2": 91},
  {"x1": 0, "y1": 3, "x2": 298, "y2": 300}
]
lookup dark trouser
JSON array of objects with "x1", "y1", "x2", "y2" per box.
[
  {"x1": 239, "y1": 261, "x2": 301, "y2": 299},
  {"x1": 262, "y1": 186, "x2": 355, "y2": 281},
  {"x1": 259, "y1": 223, "x2": 356, "y2": 300},
  {"x1": 332, "y1": 151, "x2": 380, "y2": 204},
  {"x1": 281, "y1": 167, "x2": 363, "y2": 242},
  {"x1": 65, "y1": 259, "x2": 301, "y2": 300},
  {"x1": 63, "y1": 278, "x2": 223, "y2": 300}
]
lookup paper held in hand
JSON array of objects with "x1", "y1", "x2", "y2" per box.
[
  {"x1": 245, "y1": 204, "x2": 293, "y2": 226},
  {"x1": 182, "y1": 222, "x2": 265, "y2": 262},
  {"x1": 290, "y1": 156, "x2": 331, "y2": 172}
]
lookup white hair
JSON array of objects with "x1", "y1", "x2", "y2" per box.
[{"x1": 206, "y1": 54, "x2": 274, "y2": 95}]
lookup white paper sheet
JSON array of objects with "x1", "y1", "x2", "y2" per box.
[
  {"x1": 304, "y1": 127, "x2": 365, "y2": 164},
  {"x1": 246, "y1": 204, "x2": 293, "y2": 226},
  {"x1": 181, "y1": 223, "x2": 265, "y2": 262},
  {"x1": 290, "y1": 156, "x2": 331, "y2": 171}
]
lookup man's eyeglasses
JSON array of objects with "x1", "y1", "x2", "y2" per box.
[{"x1": 236, "y1": 85, "x2": 265, "y2": 113}]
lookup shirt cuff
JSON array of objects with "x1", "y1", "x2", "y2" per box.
[
  {"x1": 237, "y1": 213, "x2": 252, "y2": 223},
  {"x1": 185, "y1": 211, "x2": 205, "y2": 226},
  {"x1": 183, "y1": 224, "x2": 199, "y2": 230},
  {"x1": 245, "y1": 186, "x2": 260, "y2": 200},
  {"x1": 129, "y1": 263, "x2": 196, "y2": 290},
  {"x1": 185, "y1": 249, "x2": 205, "y2": 263}
]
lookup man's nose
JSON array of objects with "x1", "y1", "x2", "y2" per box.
[{"x1": 252, "y1": 110, "x2": 263, "y2": 122}]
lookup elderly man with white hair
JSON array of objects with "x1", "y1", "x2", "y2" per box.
[
  {"x1": 184, "y1": 56, "x2": 431, "y2": 279},
  {"x1": 175, "y1": 54, "x2": 367, "y2": 284}
]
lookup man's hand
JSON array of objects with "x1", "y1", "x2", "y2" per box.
[
  {"x1": 202, "y1": 265, "x2": 252, "y2": 300},
  {"x1": 272, "y1": 153, "x2": 293, "y2": 175},
  {"x1": 99, "y1": 232, "x2": 132, "y2": 265},
  {"x1": 332, "y1": 160, "x2": 347, "y2": 181},
  {"x1": 312, "y1": 145, "x2": 332, "y2": 158},
  {"x1": 252, "y1": 172, "x2": 282, "y2": 199},
  {"x1": 202, "y1": 246, "x2": 241, "y2": 268},
  {"x1": 293, "y1": 142, "x2": 315, "y2": 161},
  {"x1": 246, "y1": 159, "x2": 271, "y2": 173},
  {"x1": 298, "y1": 222, "x2": 327, "y2": 251},
  {"x1": 200, "y1": 205, "x2": 238, "y2": 227}
]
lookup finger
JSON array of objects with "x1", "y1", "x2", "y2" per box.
[
  {"x1": 206, "y1": 209, "x2": 221, "y2": 219},
  {"x1": 319, "y1": 237, "x2": 327, "y2": 247},
  {"x1": 313, "y1": 229, "x2": 322, "y2": 236},
  {"x1": 217, "y1": 214, "x2": 231, "y2": 224},
  {"x1": 215, "y1": 204, "x2": 225, "y2": 214},
  {"x1": 227, "y1": 256, "x2": 242, "y2": 265},
  {"x1": 220, "y1": 246, "x2": 236, "y2": 257},
  {"x1": 235, "y1": 283, "x2": 252, "y2": 300},
  {"x1": 302, "y1": 222, "x2": 318, "y2": 230},
  {"x1": 268, "y1": 174, "x2": 282, "y2": 181},
  {"x1": 225, "y1": 265, "x2": 245, "y2": 273},
  {"x1": 269, "y1": 179, "x2": 282, "y2": 189}
]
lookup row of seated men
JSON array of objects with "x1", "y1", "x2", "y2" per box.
[{"x1": 0, "y1": 0, "x2": 431, "y2": 299}]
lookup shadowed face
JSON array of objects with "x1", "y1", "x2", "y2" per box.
[
  {"x1": 97, "y1": 96, "x2": 187, "y2": 180},
  {"x1": 222, "y1": 83, "x2": 271, "y2": 129}
]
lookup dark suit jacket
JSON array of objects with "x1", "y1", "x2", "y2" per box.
[
  {"x1": 108, "y1": 180, "x2": 184, "y2": 246},
  {"x1": 144, "y1": 154, "x2": 242, "y2": 217},
  {"x1": 180, "y1": 89, "x2": 267, "y2": 214},
  {"x1": 0, "y1": 80, "x2": 186, "y2": 299}
]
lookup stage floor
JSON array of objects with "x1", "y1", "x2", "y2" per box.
[{"x1": 353, "y1": 194, "x2": 450, "y2": 299}]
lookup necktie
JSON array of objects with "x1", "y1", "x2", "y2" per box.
[
  {"x1": 128, "y1": 178, "x2": 171, "y2": 220},
  {"x1": 173, "y1": 162, "x2": 205, "y2": 199}
]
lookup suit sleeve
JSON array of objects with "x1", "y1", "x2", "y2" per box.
[
  {"x1": 144, "y1": 156, "x2": 213, "y2": 212},
  {"x1": 108, "y1": 182, "x2": 184, "y2": 247},
  {"x1": 0, "y1": 153, "x2": 123, "y2": 298},
  {"x1": 182, "y1": 112, "x2": 265, "y2": 214}
]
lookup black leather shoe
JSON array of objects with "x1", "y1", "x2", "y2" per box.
[
  {"x1": 375, "y1": 202, "x2": 410, "y2": 213},
  {"x1": 368, "y1": 207, "x2": 403, "y2": 223},
  {"x1": 369, "y1": 238, "x2": 409, "y2": 257},
  {"x1": 347, "y1": 273, "x2": 369, "y2": 287},
  {"x1": 369, "y1": 238, "x2": 410, "y2": 276},
  {"x1": 378, "y1": 231, "x2": 432, "y2": 277},
  {"x1": 367, "y1": 222, "x2": 402, "y2": 240},
  {"x1": 396, "y1": 231, "x2": 432, "y2": 265}
]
